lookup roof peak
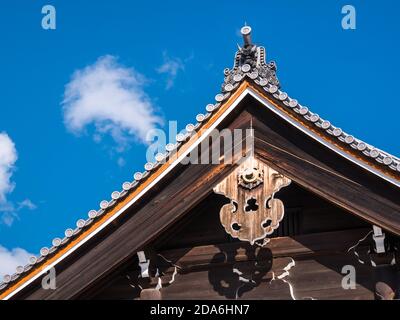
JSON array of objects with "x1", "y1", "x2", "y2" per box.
[{"x1": 222, "y1": 25, "x2": 280, "y2": 92}]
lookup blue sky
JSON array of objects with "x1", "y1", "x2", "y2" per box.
[{"x1": 0, "y1": 0, "x2": 399, "y2": 276}]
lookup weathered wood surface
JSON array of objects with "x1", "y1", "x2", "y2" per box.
[
  {"x1": 90, "y1": 228, "x2": 377, "y2": 300},
  {"x1": 157, "y1": 257, "x2": 375, "y2": 300},
  {"x1": 157, "y1": 228, "x2": 372, "y2": 267},
  {"x1": 214, "y1": 157, "x2": 291, "y2": 244},
  {"x1": 153, "y1": 185, "x2": 368, "y2": 251}
]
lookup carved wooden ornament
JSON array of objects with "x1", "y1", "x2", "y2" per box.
[{"x1": 214, "y1": 157, "x2": 291, "y2": 245}]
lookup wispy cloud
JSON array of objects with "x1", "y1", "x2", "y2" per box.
[
  {"x1": 0, "y1": 133, "x2": 36, "y2": 227},
  {"x1": 0, "y1": 245, "x2": 33, "y2": 277},
  {"x1": 17, "y1": 199, "x2": 37, "y2": 210},
  {"x1": 62, "y1": 55, "x2": 162, "y2": 151},
  {"x1": 156, "y1": 53, "x2": 185, "y2": 90},
  {"x1": 0, "y1": 199, "x2": 38, "y2": 226},
  {"x1": 117, "y1": 157, "x2": 126, "y2": 167}
]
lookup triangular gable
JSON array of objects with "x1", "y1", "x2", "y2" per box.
[{"x1": 1, "y1": 26, "x2": 399, "y2": 299}]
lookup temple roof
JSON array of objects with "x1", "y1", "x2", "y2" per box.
[{"x1": 1, "y1": 25, "x2": 399, "y2": 299}]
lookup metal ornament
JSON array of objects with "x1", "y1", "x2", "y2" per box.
[
  {"x1": 222, "y1": 26, "x2": 280, "y2": 94},
  {"x1": 214, "y1": 157, "x2": 291, "y2": 245}
]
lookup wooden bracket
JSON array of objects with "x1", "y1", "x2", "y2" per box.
[{"x1": 214, "y1": 157, "x2": 291, "y2": 245}]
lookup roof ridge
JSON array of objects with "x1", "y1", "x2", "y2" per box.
[{"x1": 1, "y1": 25, "x2": 399, "y2": 296}]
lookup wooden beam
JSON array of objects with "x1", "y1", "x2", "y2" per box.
[
  {"x1": 251, "y1": 115, "x2": 400, "y2": 235},
  {"x1": 157, "y1": 228, "x2": 371, "y2": 270}
]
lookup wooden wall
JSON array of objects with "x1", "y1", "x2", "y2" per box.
[{"x1": 87, "y1": 183, "x2": 390, "y2": 300}]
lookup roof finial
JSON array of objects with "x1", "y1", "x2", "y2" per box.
[{"x1": 240, "y1": 25, "x2": 252, "y2": 47}]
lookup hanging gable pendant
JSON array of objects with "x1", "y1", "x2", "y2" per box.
[{"x1": 214, "y1": 157, "x2": 291, "y2": 245}]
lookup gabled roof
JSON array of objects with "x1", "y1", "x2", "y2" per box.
[{"x1": 1, "y1": 25, "x2": 399, "y2": 299}]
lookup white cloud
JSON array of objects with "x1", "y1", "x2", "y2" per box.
[
  {"x1": 0, "y1": 133, "x2": 17, "y2": 203},
  {"x1": 0, "y1": 211, "x2": 17, "y2": 227},
  {"x1": 0, "y1": 133, "x2": 36, "y2": 227},
  {"x1": 62, "y1": 55, "x2": 162, "y2": 149},
  {"x1": 0, "y1": 245, "x2": 33, "y2": 277},
  {"x1": 157, "y1": 53, "x2": 185, "y2": 90}
]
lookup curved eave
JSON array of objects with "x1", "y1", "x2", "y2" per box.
[{"x1": 246, "y1": 83, "x2": 400, "y2": 188}]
